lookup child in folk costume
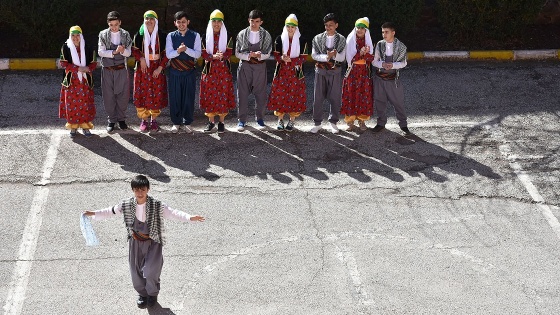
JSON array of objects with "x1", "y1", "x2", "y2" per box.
[
  {"x1": 83, "y1": 175, "x2": 205, "y2": 309},
  {"x1": 234, "y1": 9, "x2": 273, "y2": 131},
  {"x1": 341, "y1": 17, "x2": 375, "y2": 132},
  {"x1": 200, "y1": 9, "x2": 236, "y2": 134},
  {"x1": 267, "y1": 14, "x2": 308, "y2": 132},
  {"x1": 59, "y1": 26, "x2": 97, "y2": 138},
  {"x1": 131, "y1": 10, "x2": 168, "y2": 133},
  {"x1": 372, "y1": 22, "x2": 411, "y2": 135},
  {"x1": 310, "y1": 13, "x2": 346, "y2": 134},
  {"x1": 166, "y1": 11, "x2": 202, "y2": 134},
  {"x1": 98, "y1": 11, "x2": 133, "y2": 133}
]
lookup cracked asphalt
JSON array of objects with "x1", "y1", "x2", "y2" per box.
[{"x1": 1, "y1": 59, "x2": 559, "y2": 314}]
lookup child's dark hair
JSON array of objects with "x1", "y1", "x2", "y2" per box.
[
  {"x1": 131, "y1": 175, "x2": 150, "y2": 190},
  {"x1": 174, "y1": 11, "x2": 189, "y2": 21},
  {"x1": 381, "y1": 22, "x2": 396, "y2": 31},
  {"x1": 323, "y1": 13, "x2": 337, "y2": 24},
  {"x1": 248, "y1": 9, "x2": 263, "y2": 20},
  {"x1": 107, "y1": 11, "x2": 121, "y2": 22}
]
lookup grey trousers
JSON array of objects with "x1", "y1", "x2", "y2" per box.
[
  {"x1": 236, "y1": 61, "x2": 267, "y2": 122},
  {"x1": 312, "y1": 67, "x2": 342, "y2": 125},
  {"x1": 373, "y1": 76, "x2": 407, "y2": 127},
  {"x1": 129, "y1": 238, "x2": 163, "y2": 297},
  {"x1": 101, "y1": 68, "x2": 129, "y2": 123}
]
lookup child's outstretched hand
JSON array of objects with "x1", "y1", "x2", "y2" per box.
[{"x1": 190, "y1": 216, "x2": 205, "y2": 222}]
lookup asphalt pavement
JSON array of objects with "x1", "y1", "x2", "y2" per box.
[{"x1": 1, "y1": 59, "x2": 559, "y2": 314}]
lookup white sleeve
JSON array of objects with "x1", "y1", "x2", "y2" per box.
[
  {"x1": 390, "y1": 60, "x2": 407, "y2": 69},
  {"x1": 162, "y1": 204, "x2": 192, "y2": 222},
  {"x1": 334, "y1": 46, "x2": 346, "y2": 62},
  {"x1": 311, "y1": 46, "x2": 328, "y2": 62},
  {"x1": 92, "y1": 204, "x2": 122, "y2": 220},
  {"x1": 373, "y1": 48, "x2": 383, "y2": 68},
  {"x1": 166, "y1": 33, "x2": 179, "y2": 59},
  {"x1": 98, "y1": 40, "x2": 114, "y2": 58},
  {"x1": 186, "y1": 34, "x2": 202, "y2": 59}
]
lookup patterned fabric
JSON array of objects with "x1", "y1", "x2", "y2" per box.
[
  {"x1": 132, "y1": 31, "x2": 168, "y2": 110},
  {"x1": 59, "y1": 43, "x2": 97, "y2": 126},
  {"x1": 98, "y1": 28, "x2": 133, "y2": 55},
  {"x1": 235, "y1": 26, "x2": 272, "y2": 56},
  {"x1": 312, "y1": 32, "x2": 346, "y2": 55},
  {"x1": 200, "y1": 33, "x2": 235, "y2": 114},
  {"x1": 267, "y1": 36, "x2": 307, "y2": 114},
  {"x1": 341, "y1": 37, "x2": 374, "y2": 117},
  {"x1": 376, "y1": 38, "x2": 407, "y2": 63},
  {"x1": 121, "y1": 196, "x2": 165, "y2": 245}
]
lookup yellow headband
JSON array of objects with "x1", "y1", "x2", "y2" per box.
[
  {"x1": 355, "y1": 17, "x2": 369, "y2": 29},
  {"x1": 69, "y1": 25, "x2": 82, "y2": 35},
  {"x1": 144, "y1": 10, "x2": 158, "y2": 20},
  {"x1": 210, "y1": 9, "x2": 224, "y2": 21},
  {"x1": 285, "y1": 14, "x2": 298, "y2": 27}
]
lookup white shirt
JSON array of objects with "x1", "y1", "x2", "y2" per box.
[
  {"x1": 373, "y1": 41, "x2": 407, "y2": 70},
  {"x1": 249, "y1": 31, "x2": 260, "y2": 44},
  {"x1": 92, "y1": 202, "x2": 194, "y2": 223},
  {"x1": 165, "y1": 31, "x2": 202, "y2": 60},
  {"x1": 97, "y1": 30, "x2": 132, "y2": 58}
]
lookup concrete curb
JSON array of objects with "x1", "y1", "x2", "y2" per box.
[{"x1": 1, "y1": 50, "x2": 559, "y2": 70}]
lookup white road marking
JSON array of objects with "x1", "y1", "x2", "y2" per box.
[
  {"x1": 487, "y1": 124, "x2": 560, "y2": 239},
  {"x1": 3, "y1": 134, "x2": 61, "y2": 315},
  {"x1": 334, "y1": 243, "x2": 375, "y2": 306}
]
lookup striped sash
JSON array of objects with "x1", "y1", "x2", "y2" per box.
[{"x1": 170, "y1": 59, "x2": 195, "y2": 71}]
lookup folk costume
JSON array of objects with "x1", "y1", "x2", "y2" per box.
[
  {"x1": 59, "y1": 26, "x2": 97, "y2": 137},
  {"x1": 341, "y1": 18, "x2": 374, "y2": 131},
  {"x1": 267, "y1": 14, "x2": 307, "y2": 132},
  {"x1": 165, "y1": 21, "x2": 201, "y2": 131},
  {"x1": 372, "y1": 34, "x2": 408, "y2": 128},
  {"x1": 90, "y1": 195, "x2": 197, "y2": 305},
  {"x1": 310, "y1": 23, "x2": 346, "y2": 133},
  {"x1": 200, "y1": 10, "x2": 235, "y2": 133},
  {"x1": 98, "y1": 20, "x2": 133, "y2": 131},
  {"x1": 234, "y1": 20, "x2": 272, "y2": 129},
  {"x1": 131, "y1": 10, "x2": 169, "y2": 132}
]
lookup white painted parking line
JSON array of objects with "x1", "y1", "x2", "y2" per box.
[
  {"x1": 3, "y1": 134, "x2": 61, "y2": 315},
  {"x1": 334, "y1": 244, "x2": 375, "y2": 306},
  {"x1": 487, "y1": 124, "x2": 560, "y2": 239}
]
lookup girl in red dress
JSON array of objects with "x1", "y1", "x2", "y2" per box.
[
  {"x1": 200, "y1": 9, "x2": 236, "y2": 134},
  {"x1": 267, "y1": 14, "x2": 308, "y2": 132},
  {"x1": 341, "y1": 17, "x2": 374, "y2": 132},
  {"x1": 59, "y1": 26, "x2": 97, "y2": 138},
  {"x1": 132, "y1": 10, "x2": 168, "y2": 132}
]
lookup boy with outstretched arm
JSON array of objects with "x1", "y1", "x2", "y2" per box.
[{"x1": 83, "y1": 175, "x2": 205, "y2": 309}]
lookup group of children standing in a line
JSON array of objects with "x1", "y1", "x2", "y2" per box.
[{"x1": 59, "y1": 9, "x2": 411, "y2": 138}]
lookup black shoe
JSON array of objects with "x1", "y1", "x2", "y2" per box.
[
  {"x1": 118, "y1": 121, "x2": 128, "y2": 130},
  {"x1": 276, "y1": 119, "x2": 285, "y2": 131},
  {"x1": 371, "y1": 125, "x2": 385, "y2": 133},
  {"x1": 217, "y1": 122, "x2": 225, "y2": 133},
  {"x1": 147, "y1": 295, "x2": 158, "y2": 307},
  {"x1": 285, "y1": 120, "x2": 294, "y2": 132},
  {"x1": 106, "y1": 123, "x2": 115, "y2": 132},
  {"x1": 204, "y1": 121, "x2": 215, "y2": 133},
  {"x1": 137, "y1": 295, "x2": 147, "y2": 309},
  {"x1": 400, "y1": 126, "x2": 412, "y2": 135}
]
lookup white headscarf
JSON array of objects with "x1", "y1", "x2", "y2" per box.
[
  {"x1": 346, "y1": 18, "x2": 374, "y2": 64},
  {"x1": 281, "y1": 14, "x2": 301, "y2": 59},
  {"x1": 143, "y1": 18, "x2": 159, "y2": 67},
  {"x1": 66, "y1": 34, "x2": 86, "y2": 82},
  {"x1": 206, "y1": 20, "x2": 227, "y2": 54}
]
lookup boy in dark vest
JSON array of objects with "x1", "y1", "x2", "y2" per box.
[
  {"x1": 165, "y1": 11, "x2": 202, "y2": 134},
  {"x1": 83, "y1": 175, "x2": 205, "y2": 308}
]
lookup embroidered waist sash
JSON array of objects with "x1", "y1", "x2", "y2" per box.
[
  {"x1": 170, "y1": 59, "x2": 195, "y2": 71},
  {"x1": 376, "y1": 70, "x2": 397, "y2": 80},
  {"x1": 132, "y1": 230, "x2": 151, "y2": 241},
  {"x1": 316, "y1": 61, "x2": 341, "y2": 70}
]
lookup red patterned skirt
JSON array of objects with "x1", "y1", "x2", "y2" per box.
[
  {"x1": 267, "y1": 64, "x2": 307, "y2": 114},
  {"x1": 133, "y1": 61, "x2": 168, "y2": 110},
  {"x1": 341, "y1": 64, "x2": 374, "y2": 116}
]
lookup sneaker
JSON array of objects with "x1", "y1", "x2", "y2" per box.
[
  {"x1": 171, "y1": 125, "x2": 180, "y2": 133},
  {"x1": 330, "y1": 122, "x2": 339, "y2": 134},
  {"x1": 309, "y1": 125, "x2": 322, "y2": 133},
  {"x1": 237, "y1": 121, "x2": 246, "y2": 132},
  {"x1": 70, "y1": 129, "x2": 77, "y2": 138},
  {"x1": 140, "y1": 120, "x2": 149, "y2": 132},
  {"x1": 106, "y1": 123, "x2": 115, "y2": 132},
  {"x1": 285, "y1": 120, "x2": 294, "y2": 132},
  {"x1": 218, "y1": 122, "x2": 225, "y2": 133},
  {"x1": 277, "y1": 119, "x2": 285, "y2": 131},
  {"x1": 372, "y1": 125, "x2": 385, "y2": 133},
  {"x1": 184, "y1": 125, "x2": 194, "y2": 134},
  {"x1": 137, "y1": 295, "x2": 147, "y2": 309},
  {"x1": 150, "y1": 120, "x2": 159, "y2": 131},
  {"x1": 147, "y1": 295, "x2": 157, "y2": 307},
  {"x1": 400, "y1": 126, "x2": 412, "y2": 135},
  {"x1": 358, "y1": 120, "x2": 367, "y2": 131},
  {"x1": 346, "y1": 122, "x2": 357, "y2": 132},
  {"x1": 256, "y1": 119, "x2": 266, "y2": 130},
  {"x1": 118, "y1": 121, "x2": 128, "y2": 130},
  {"x1": 204, "y1": 121, "x2": 215, "y2": 133},
  {"x1": 83, "y1": 129, "x2": 92, "y2": 137}
]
